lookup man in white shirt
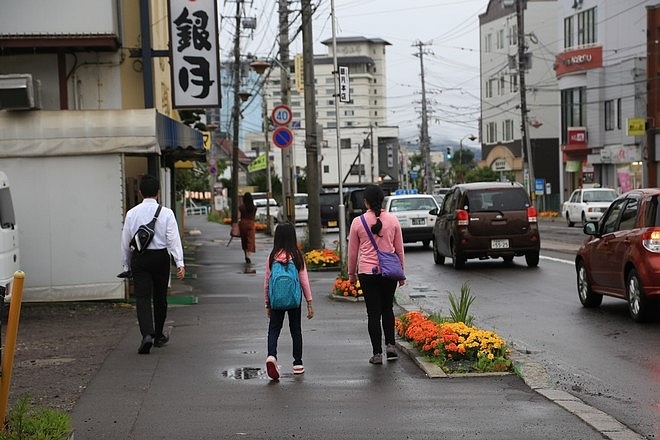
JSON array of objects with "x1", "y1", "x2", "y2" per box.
[{"x1": 121, "y1": 175, "x2": 185, "y2": 354}]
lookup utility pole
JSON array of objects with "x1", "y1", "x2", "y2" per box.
[
  {"x1": 514, "y1": 0, "x2": 535, "y2": 199},
  {"x1": 230, "y1": 0, "x2": 242, "y2": 225},
  {"x1": 301, "y1": 0, "x2": 322, "y2": 249},
  {"x1": 279, "y1": 0, "x2": 294, "y2": 223},
  {"x1": 413, "y1": 41, "x2": 433, "y2": 194}
]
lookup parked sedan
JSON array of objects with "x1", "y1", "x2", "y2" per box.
[
  {"x1": 562, "y1": 187, "x2": 618, "y2": 227},
  {"x1": 575, "y1": 188, "x2": 660, "y2": 322}
]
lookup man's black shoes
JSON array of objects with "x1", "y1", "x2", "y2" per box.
[
  {"x1": 154, "y1": 334, "x2": 169, "y2": 347},
  {"x1": 138, "y1": 335, "x2": 153, "y2": 354}
]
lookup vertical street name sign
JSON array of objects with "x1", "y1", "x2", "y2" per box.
[{"x1": 339, "y1": 66, "x2": 350, "y2": 103}]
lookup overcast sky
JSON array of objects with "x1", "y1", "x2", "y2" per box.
[{"x1": 218, "y1": 0, "x2": 486, "y2": 149}]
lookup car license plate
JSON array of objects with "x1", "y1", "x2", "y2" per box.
[
  {"x1": 491, "y1": 239, "x2": 509, "y2": 249},
  {"x1": 412, "y1": 218, "x2": 426, "y2": 226},
  {"x1": 328, "y1": 220, "x2": 337, "y2": 227}
]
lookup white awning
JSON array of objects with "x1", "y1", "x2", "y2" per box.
[{"x1": 0, "y1": 109, "x2": 169, "y2": 157}]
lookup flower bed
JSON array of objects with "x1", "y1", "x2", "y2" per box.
[
  {"x1": 332, "y1": 277, "x2": 362, "y2": 298},
  {"x1": 304, "y1": 248, "x2": 340, "y2": 270},
  {"x1": 395, "y1": 311, "x2": 511, "y2": 373}
]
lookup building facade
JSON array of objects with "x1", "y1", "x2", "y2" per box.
[
  {"x1": 557, "y1": 0, "x2": 655, "y2": 196},
  {"x1": 244, "y1": 36, "x2": 401, "y2": 189},
  {"x1": 479, "y1": 0, "x2": 561, "y2": 208}
]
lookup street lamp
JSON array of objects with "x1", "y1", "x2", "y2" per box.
[
  {"x1": 249, "y1": 59, "x2": 275, "y2": 234},
  {"x1": 459, "y1": 134, "x2": 477, "y2": 183}
]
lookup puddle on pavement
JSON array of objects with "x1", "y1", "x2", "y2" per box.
[{"x1": 222, "y1": 367, "x2": 265, "y2": 380}]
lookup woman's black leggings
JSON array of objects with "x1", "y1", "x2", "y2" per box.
[{"x1": 358, "y1": 274, "x2": 398, "y2": 355}]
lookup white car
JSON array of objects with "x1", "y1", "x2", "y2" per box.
[
  {"x1": 562, "y1": 187, "x2": 618, "y2": 227},
  {"x1": 276, "y1": 193, "x2": 308, "y2": 223},
  {"x1": 383, "y1": 193, "x2": 440, "y2": 248},
  {"x1": 254, "y1": 198, "x2": 280, "y2": 224}
]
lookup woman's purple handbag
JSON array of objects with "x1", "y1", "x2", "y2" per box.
[{"x1": 359, "y1": 215, "x2": 405, "y2": 280}]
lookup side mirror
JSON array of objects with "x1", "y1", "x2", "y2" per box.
[
  {"x1": 429, "y1": 208, "x2": 439, "y2": 216},
  {"x1": 583, "y1": 222, "x2": 598, "y2": 236}
]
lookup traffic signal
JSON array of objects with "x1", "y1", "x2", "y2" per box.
[{"x1": 446, "y1": 148, "x2": 452, "y2": 159}]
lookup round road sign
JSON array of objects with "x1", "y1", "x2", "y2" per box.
[
  {"x1": 271, "y1": 104, "x2": 292, "y2": 126},
  {"x1": 272, "y1": 126, "x2": 294, "y2": 149}
]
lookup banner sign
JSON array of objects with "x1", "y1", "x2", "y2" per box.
[
  {"x1": 339, "y1": 66, "x2": 350, "y2": 103},
  {"x1": 168, "y1": 0, "x2": 221, "y2": 108},
  {"x1": 248, "y1": 153, "x2": 267, "y2": 172}
]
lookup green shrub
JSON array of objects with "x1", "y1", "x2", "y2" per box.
[{"x1": 0, "y1": 395, "x2": 72, "y2": 440}]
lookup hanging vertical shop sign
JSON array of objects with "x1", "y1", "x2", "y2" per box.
[
  {"x1": 338, "y1": 66, "x2": 350, "y2": 103},
  {"x1": 168, "y1": 0, "x2": 221, "y2": 108}
]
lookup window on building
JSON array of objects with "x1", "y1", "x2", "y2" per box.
[
  {"x1": 340, "y1": 138, "x2": 351, "y2": 149},
  {"x1": 497, "y1": 29, "x2": 504, "y2": 50},
  {"x1": 485, "y1": 34, "x2": 492, "y2": 53},
  {"x1": 564, "y1": 16, "x2": 574, "y2": 48},
  {"x1": 327, "y1": 111, "x2": 336, "y2": 117},
  {"x1": 293, "y1": 112, "x2": 301, "y2": 118},
  {"x1": 508, "y1": 24, "x2": 518, "y2": 46},
  {"x1": 509, "y1": 74, "x2": 518, "y2": 93},
  {"x1": 561, "y1": 87, "x2": 586, "y2": 143},
  {"x1": 374, "y1": 89, "x2": 378, "y2": 94},
  {"x1": 326, "y1": 89, "x2": 335, "y2": 95},
  {"x1": 350, "y1": 164, "x2": 365, "y2": 176},
  {"x1": 323, "y1": 165, "x2": 330, "y2": 173},
  {"x1": 577, "y1": 7, "x2": 597, "y2": 45},
  {"x1": 344, "y1": 110, "x2": 354, "y2": 116},
  {"x1": 327, "y1": 122, "x2": 336, "y2": 128},
  {"x1": 486, "y1": 122, "x2": 498, "y2": 144},
  {"x1": 325, "y1": 78, "x2": 334, "y2": 84},
  {"x1": 503, "y1": 119, "x2": 514, "y2": 141},
  {"x1": 346, "y1": 121, "x2": 354, "y2": 127},
  {"x1": 498, "y1": 77, "x2": 505, "y2": 95},
  {"x1": 605, "y1": 98, "x2": 622, "y2": 131},
  {"x1": 291, "y1": 101, "x2": 300, "y2": 107}
]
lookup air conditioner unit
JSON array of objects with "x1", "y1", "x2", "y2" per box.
[{"x1": 0, "y1": 74, "x2": 42, "y2": 111}]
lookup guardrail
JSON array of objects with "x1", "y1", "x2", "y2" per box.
[{"x1": 185, "y1": 206, "x2": 209, "y2": 216}]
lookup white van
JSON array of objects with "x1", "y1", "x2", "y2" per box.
[
  {"x1": 276, "y1": 193, "x2": 308, "y2": 223},
  {"x1": 0, "y1": 171, "x2": 20, "y2": 297}
]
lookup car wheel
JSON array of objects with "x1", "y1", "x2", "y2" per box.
[
  {"x1": 525, "y1": 251, "x2": 539, "y2": 267},
  {"x1": 627, "y1": 269, "x2": 651, "y2": 322},
  {"x1": 566, "y1": 212, "x2": 574, "y2": 227},
  {"x1": 422, "y1": 240, "x2": 431, "y2": 249},
  {"x1": 577, "y1": 260, "x2": 602, "y2": 308},
  {"x1": 450, "y1": 239, "x2": 465, "y2": 270},
  {"x1": 581, "y1": 212, "x2": 587, "y2": 225},
  {"x1": 432, "y1": 239, "x2": 445, "y2": 265}
]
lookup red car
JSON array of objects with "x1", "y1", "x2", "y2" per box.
[{"x1": 575, "y1": 188, "x2": 660, "y2": 322}]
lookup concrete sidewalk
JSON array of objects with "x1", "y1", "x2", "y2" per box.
[{"x1": 71, "y1": 216, "x2": 633, "y2": 439}]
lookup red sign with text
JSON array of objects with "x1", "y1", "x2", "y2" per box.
[{"x1": 555, "y1": 46, "x2": 603, "y2": 77}]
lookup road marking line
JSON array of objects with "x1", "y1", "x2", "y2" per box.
[{"x1": 540, "y1": 255, "x2": 574, "y2": 265}]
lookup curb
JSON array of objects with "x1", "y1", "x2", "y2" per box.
[{"x1": 395, "y1": 285, "x2": 645, "y2": 440}]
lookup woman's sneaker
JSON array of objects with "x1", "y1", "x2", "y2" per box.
[
  {"x1": 293, "y1": 365, "x2": 305, "y2": 374},
  {"x1": 386, "y1": 344, "x2": 398, "y2": 361},
  {"x1": 266, "y1": 356, "x2": 280, "y2": 380},
  {"x1": 369, "y1": 353, "x2": 383, "y2": 364}
]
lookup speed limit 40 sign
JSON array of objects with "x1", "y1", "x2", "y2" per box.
[{"x1": 271, "y1": 104, "x2": 292, "y2": 126}]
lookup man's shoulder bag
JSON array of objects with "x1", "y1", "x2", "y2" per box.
[{"x1": 130, "y1": 205, "x2": 162, "y2": 254}]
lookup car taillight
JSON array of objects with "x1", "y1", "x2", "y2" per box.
[
  {"x1": 457, "y1": 209, "x2": 469, "y2": 226},
  {"x1": 527, "y1": 206, "x2": 537, "y2": 223},
  {"x1": 642, "y1": 229, "x2": 660, "y2": 253}
]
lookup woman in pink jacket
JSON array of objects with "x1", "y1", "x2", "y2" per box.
[
  {"x1": 348, "y1": 185, "x2": 405, "y2": 365},
  {"x1": 263, "y1": 222, "x2": 314, "y2": 380}
]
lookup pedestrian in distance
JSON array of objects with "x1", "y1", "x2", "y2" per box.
[
  {"x1": 347, "y1": 184, "x2": 405, "y2": 365},
  {"x1": 263, "y1": 222, "x2": 314, "y2": 380},
  {"x1": 120, "y1": 175, "x2": 185, "y2": 354},
  {"x1": 238, "y1": 192, "x2": 257, "y2": 264}
]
